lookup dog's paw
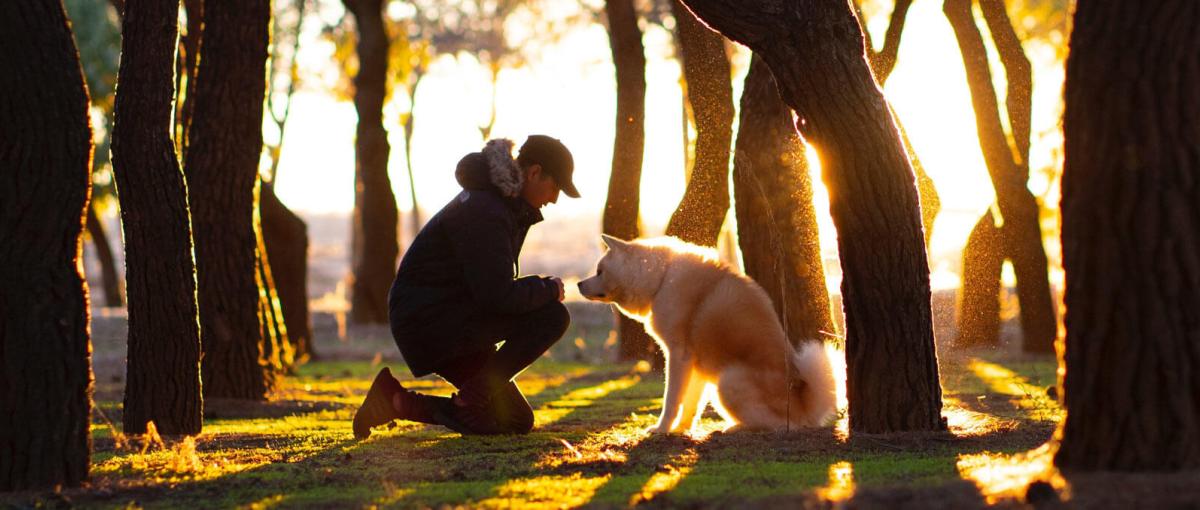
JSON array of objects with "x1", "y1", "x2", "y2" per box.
[{"x1": 644, "y1": 424, "x2": 669, "y2": 435}]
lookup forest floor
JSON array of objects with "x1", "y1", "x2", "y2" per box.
[{"x1": 5, "y1": 304, "x2": 1200, "y2": 509}]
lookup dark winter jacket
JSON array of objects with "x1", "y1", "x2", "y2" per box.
[{"x1": 388, "y1": 139, "x2": 560, "y2": 376}]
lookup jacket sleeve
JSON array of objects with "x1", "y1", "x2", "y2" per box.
[{"x1": 445, "y1": 202, "x2": 558, "y2": 314}]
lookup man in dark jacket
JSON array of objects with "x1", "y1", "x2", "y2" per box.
[{"x1": 353, "y1": 135, "x2": 579, "y2": 438}]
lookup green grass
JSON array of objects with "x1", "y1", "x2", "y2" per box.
[{"x1": 3, "y1": 352, "x2": 1062, "y2": 509}]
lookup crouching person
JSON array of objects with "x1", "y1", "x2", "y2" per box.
[{"x1": 353, "y1": 135, "x2": 579, "y2": 438}]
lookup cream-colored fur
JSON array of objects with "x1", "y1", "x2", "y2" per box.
[{"x1": 579, "y1": 235, "x2": 837, "y2": 434}]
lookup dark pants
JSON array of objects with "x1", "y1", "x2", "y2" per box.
[{"x1": 407, "y1": 301, "x2": 570, "y2": 434}]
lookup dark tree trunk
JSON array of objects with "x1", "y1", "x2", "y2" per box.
[
  {"x1": 859, "y1": 0, "x2": 912, "y2": 83},
  {"x1": 255, "y1": 190, "x2": 292, "y2": 373},
  {"x1": 86, "y1": 201, "x2": 125, "y2": 307},
  {"x1": 602, "y1": 0, "x2": 656, "y2": 363},
  {"x1": 261, "y1": 181, "x2": 314, "y2": 363},
  {"x1": 1055, "y1": 0, "x2": 1200, "y2": 472},
  {"x1": 856, "y1": 0, "x2": 940, "y2": 248},
  {"x1": 677, "y1": 0, "x2": 944, "y2": 433},
  {"x1": 955, "y1": 209, "x2": 1003, "y2": 347},
  {"x1": 183, "y1": 0, "x2": 275, "y2": 400},
  {"x1": 176, "y1": 0, "x2": 202, "y2": 156},
  {"x1": 663, "y1": 0, "x2": 735, "y2": 247},
  {"x1": 733, "y1": 56, "x2": 834, "y2": 346},
  {"x1": 0, "y1": 0, "x2": 94, "y2": 490},
  {"x1": 111, "y1": 0, "x2": 204, "y2": 436},
  {"x1": 344, "y1": 0, "x2": 399, "y2": 325},
  {"x1": 944, "y1": 0, "x2": 1056, "y2": 353}
]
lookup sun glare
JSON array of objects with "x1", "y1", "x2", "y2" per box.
[{"x1": 957, "y1": 443, "x2": 1067, "y2": 504}]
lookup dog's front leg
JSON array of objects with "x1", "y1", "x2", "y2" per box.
[{"x1": 649, "y1": 348, "x2": 692, "y2": 435}]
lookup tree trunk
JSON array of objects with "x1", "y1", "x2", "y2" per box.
[
  {"x1": 677, "y1": 0, "x2": 944, "y2": 433},
  {"x1": 344, "y1": 0, "x2": 399, "y2": 325},
  {"x1": 255, "y1": 188, "x2": 292, "y2": 373},
  {"x1": 857, "y1": 0, "x2": 939, "y2": 248},
  {"x1": 663, "y1": 0, "x2": 735, "y2": 247},
  {"x1": 0, "y1": 0, "x2": 94, "y2": 490},
  {"x1": 602, "y1": 0, "x2": 656, "y2": 363},
  {"x1": 1055, "y1": 0, "x2": 1200, "y2": 472},
  {"x1": 944, "y1": 0, "x2": 1056, "y2": 353},
  {"x1": 177, "y1": 0, "x2": 202, "y2": 157},
  {"x1": 402, "y1": 82, "x2": 422, "y2": 241},
  {"x1": 733, "y1": 55, "x2": 834, "y2": 346},
  {"x1": 86, "y1": 200, "x2": 125, "y2": 307},
  {"x1": 262, "y1": 181, "x2": 314, "y2": 363},
  {"x1": 955, "y1": 209, "x2": 1003, "y2": 348},
  {"x1": 183, "y1": 0, "x2": 275, "y2": 400},
  {"x1": 109, "y1": 0, "x2": 204, "y2": 436}
]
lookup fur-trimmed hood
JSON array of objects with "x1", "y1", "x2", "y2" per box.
[{"x1": 454, "y1": 138, "x2": 524, "y2": 198}]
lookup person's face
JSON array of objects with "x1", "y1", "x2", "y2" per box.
[{"x1": 520, "y1": 164, "x2": 561, "y2": 209}]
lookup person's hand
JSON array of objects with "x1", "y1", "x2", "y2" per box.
[{"x1": 547, "y1": 276, "x2": 565, "y2": 302}]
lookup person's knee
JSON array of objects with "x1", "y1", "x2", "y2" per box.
[{"x1": 540, "y1": 301, "x2": 570, "y2": 338}]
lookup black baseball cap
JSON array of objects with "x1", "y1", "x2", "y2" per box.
[{"x1": 517, "y1": 135, "x2": 579, "y2": 198}]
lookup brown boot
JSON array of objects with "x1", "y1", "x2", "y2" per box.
[{"x1": 352, "y1": 367, "x2": 404, "y2": 439}]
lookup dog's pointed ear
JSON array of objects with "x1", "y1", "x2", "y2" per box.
[{"x1": 601, "y1": 234, "x2": 629, "y2": 252}]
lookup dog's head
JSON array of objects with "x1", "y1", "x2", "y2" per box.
[{"x1": 578, "y1": 235, "x2": 664, "y2": 315}]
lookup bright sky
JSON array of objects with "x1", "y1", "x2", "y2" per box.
[{"x1": 270, "y1": 0, "x2": 1066, "y2": 289}]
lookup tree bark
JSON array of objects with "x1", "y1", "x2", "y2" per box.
[
  {"x1": 344, "y1": 0, "x2": 399, "y2": 325},
  {"x1": 677, "y1": 0, "x2": 944, "y2": 433},
  {"x1": 0, "y1": 0, "x2": 95, "y2": 489},
  {"x1": 255, "y1": 189, "x2": 292, "y2": 373},
  {"x1": 262, "y1": 181, "x2": 314, "y2": 363},
  {"x1": 1055, "y1": 0, "x2": 1200, "y2": 472},
  {"x1": 733, "y1": 55, "x2": 834, "y2": 346},
  {"x1": 86, "y1": 200, "x2": 125, "y2": 307},
  {"x1": 944, "y1": 0, "x2": 1056, "y2": 353},
  {"x1": 111, "y1": 0, "x2": 204, "y2": 435},
  {"x1": 663, "y1": 0, "x2": 735, "y2": 247},
  {"x1": 955, "y1": 209, "x2": 1003, "y2": 347},
  {"x1": 602, "y1": 0, "x2": 656, "y2": 363},
  {"x1": 183, "y1": 0, "x2": 275, "y2": 400},
  {"x1": 856, "y1": 0, "x2": 940, "y2": 248}
]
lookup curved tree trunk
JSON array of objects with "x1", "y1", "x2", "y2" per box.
[
  {"x1": 944, "y1": 0, "x2": 1056, "y2": 353},
  {"x1": 262, "y1": 181, "x2": 314, "y2": 363},
  {"x1": 86, "y1": 200, "x2": 125, "y2": 307},
  {"x1": 663, "y1": 0, "x2": 735, "y2": 247},
  {"x1": 857, "y1": 0, "x2": 940, "y2": 247},
  {"x1": 733, "y1": 55, "x2": 834, "y2": 346},
  {"x1": 602, "y1": 0, "x2": 656, "y2": 363},
  {"x1": 678, "y1": 0, "x2": 944, "y2": 433},
  {"x1": 184, "y1": 0, "x2": 275, "y2": 400},
  {"x1": 0, "y1": 0, "x2": 94, "y2": 489},
  {"x1": 110, "y1": 0, "x2": 204, "y2": 436},
  {"x1": 1055, "y1": 0, "x2": 1200, "y2": 471},
  {"x1": 345, "y1": 0, "x2": 399, "y2": 325}
]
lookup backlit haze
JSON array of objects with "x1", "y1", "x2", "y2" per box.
[{"x1": 268, "y1": 0, "x2": 1066, "y2": 291}]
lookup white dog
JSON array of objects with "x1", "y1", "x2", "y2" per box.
[{"x1": 578, "y1": 235, "x2": 837, "y2": 434}]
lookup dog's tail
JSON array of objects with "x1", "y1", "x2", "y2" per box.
[{"x1": 789, "y1": 341, "x2": 839, "y2": 427}]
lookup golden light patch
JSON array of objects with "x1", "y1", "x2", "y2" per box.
[
  {"x1": 533, "y1": 374, "x2": 642, "y2": 427},
  {"x1": 478, "y1": 473, "x2": 611, "y2": 509},
  {"x1": 956, "y1": 443, "x2": 1067, "y2": 504},
  {"x1": 816, "y1": 461, "x2": 855, "y2": 502},
  {"x1": 630, "y1": 449, "x2": 698, "y2": 506},
  {"x1": 968, "y1": 359, "x2": 1062, "y2": 422}
]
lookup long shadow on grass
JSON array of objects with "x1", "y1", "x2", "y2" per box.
[
  {"x1": 379, "y1": 367, "x2": 661, "y2": 508},
  {"x1": 76, "y1": 369, "x2": 634, "y2": 508}
]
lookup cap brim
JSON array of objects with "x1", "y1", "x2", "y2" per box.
[{"x1": 560, "y1": 180, "x2": 580, "y2": 198}]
